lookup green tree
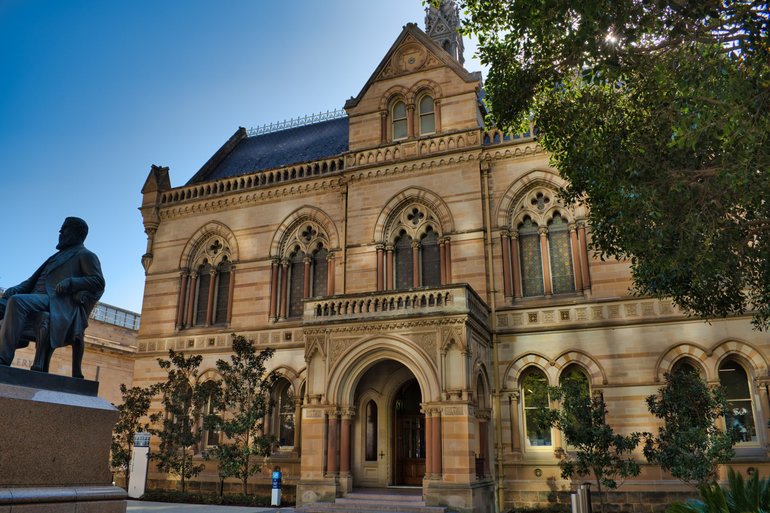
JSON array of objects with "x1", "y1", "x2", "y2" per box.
[
  {"x1": 111, "y1": 383, "x2": 156, "y2": 490},
  {"x1": 644, "y1": 368, "x2": 735, "y2": 487},
  {"x1": 149, "y1": 349, "x2": 213, "y2": 493},
  {"x1": 668, "y1": 468, "x2": 770, "y2": 513},
  {"x1": 206, "y1": 335, "x2": 276, "y2": 495},
  {"x1": 452, "y1": 0, "x2": 770, "y2": 329},
  {"x1": 537, "y1": 378, "x2": 642, "y2": 512}
]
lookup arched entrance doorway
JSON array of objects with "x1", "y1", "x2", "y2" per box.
[
  {"x1": 351, "y1": 360, "x2": 425, "y2": 488},
  {"x1": 393, "y1": 378, "x2": 425, "y2": 485}
]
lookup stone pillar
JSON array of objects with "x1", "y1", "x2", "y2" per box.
[
  {"x1": 279, "y1": 260, "x2": 289, "y2": 320},
  {"x1": 439, "y1": 239, "x2": 447, "y2": 285},
  {"x1": 539, "y1": 227, "x2": 552, "y2": 296},
  {"x1": 407, "y1": 103, "x2": 415, "y2": 138},
  {"x1": 327, "y1": 253, "x2": 335, "y2": 296},
  {"x1": 578, "y1": 222, "x2": 591, "y2": 291},
  {"x1": 326, "y1": 412, "x2": 339, "y2": 475},
  {"x1": 431, "y1": 409, "x2": 442, "y2": 479},
  {"x1": 303, "y1": 256, "x2": 312, "y2": 297},
  {"x1": 376, "y1": 244, "x2": 384, "y2": 291},
  {"x1": 412, "y1": 240, "x2": 421, "y2": 288},
  {"x1": 226, "y1": 264, "x2": 235, "y2": 323},
  {"x1": 569, "y1": 224, "x2": 584, "y2": 292},
  {"x1": 386, "y1": 245, "x2": 394, "y2": 290},
  {"x1": 510, "y1": 233, "x2": 522, "y2": 299},
  {"x1": 176, "y1": 269, "x2": 189, "y2": 329},
  {"x1": 425, "y1": 411, "x2": 434, "y2": 477},
  {"x1": 205, "y1": 267, "x2": 216, "y2": 326},
  {"x1": 509, "y1": 391, "x2": 521, "y2": 456},
  {"x1": 501, "y1": 232, "x2": 512, "y2": 298},
  {"x1": 434, "y1": 99, "x2": 442, "y2": 133},
  {"x1": 380, "y1": 111, "x2": 388, "y2": 144},
  {"x1": 444, "y1": 239, "x2": 452, "y2": 284},
  {"x1": 756, "y1": 379, "x2": 770, "y2": 454},
  {"x1": 339, "y1": 411, "x2": 353, "y2": 476},
  {"x1": 294, "y1": 397, "x2": 302, "y2": 453},
  {"x1": 185, "y1": 272, "x2": 198, "y2": 328},
  {"x1": 269, "y1": 259, "x2": 279, "y2": 321}
]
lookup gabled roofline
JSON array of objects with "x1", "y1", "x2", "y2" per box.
[
  {"x1": 344, "y1": 23, "x2": 480, "y2": 110},
  {"x1": 186, "y1": 127, "x2": 248, "y2": 184}
]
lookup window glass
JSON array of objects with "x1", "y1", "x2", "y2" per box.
[
  {"x1": 365, "y1": 401, "x2": 378, "y2": 461},
  {"x1": 519, "y1": 218, "x2": 544, "y2": 297},
  {"x1": 419, "y1": 95, "x2": 435, "y2": 135},
  {"x1": 288, "y1": 249, "x2": 305, "y2": 318},
  {"x1": 521, "y1": 368, "x2": 551, "y2": 447},
  {"x1": 194, "y1": 262, "x2": 212, "y2": 326},
  {"x1": 392, "y1": 101, "x2": 407, "y2": 140},
  {"x1": 719, "y1": 360, "x2": 757, "y2": 443},
  {"x1": 312, "y1": 247, "x2": 328, "y2": 297},
  {"x1": 395, "y1": 232, "x2": 413, "y2": 290},
  {"x1": 278, "y1": 383, "x2": 295, "y2": 446},
  {"x1": 421, "y1": 228, "x2": 440, "y2": 287},
  {"x1": 214, "y1": 260, "x2": 230, "y2": 324},
  {"x1": 548, "y1": 214, "x2": 576, "y2": 294}
]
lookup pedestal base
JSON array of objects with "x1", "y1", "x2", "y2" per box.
[{"x1": 423, "y1": 478, "x2": 496, "y2": 513}]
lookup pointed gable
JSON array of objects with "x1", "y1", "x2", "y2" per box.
[{"x1": 344, "y1": 23, "x2": 482, "y2": 152}]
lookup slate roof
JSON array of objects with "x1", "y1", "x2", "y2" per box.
[{"x1": 187, "y1": 117, "x2": 349, "y2": 185}]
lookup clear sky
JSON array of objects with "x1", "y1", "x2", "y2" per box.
[{"x1": 0, "y1": 1, "x2": 483, "y2": 314}]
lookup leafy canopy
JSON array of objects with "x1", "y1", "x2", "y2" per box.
[
  {"x1": 454, "y1": 0, "x2": 770, "y2": 328},
  {"x1": 111, "y1": 383, "x2": 156, "y2": 490}
]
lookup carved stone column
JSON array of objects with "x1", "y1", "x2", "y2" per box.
[
  {"x1": 386, "y1": 245, "x2": 394, "y2": 290},
  {"x1": 406, "y1": 103, "x2": 415, "y2": 138},
  {"x1": 509, "y1": 391, "x2": 521, "y2": 456},
  {"x1": 303, "y1": 256, "x2": 312, "y2": 298},
  {"x1": 439, "y1": 239, "x2": 447, "y2": 285},
  {"x1": 412, "y1": 240, "x2": 421, "y2": 288},
  {"x1": 176, "y1": 269, "x2": 189, "y2": 329},
  {"x1": 269, "y1": 259, "x2": 279, "y2": 321},
  {"x1": 424, "y1": 409, "x2": 434, "y2": 477},
  {"x1": 501, "y1": 232, "x2": 512, "y2": 298},
  {"x1": 380, "y1": 111, "x2": 388, "y2": 144},
  {"x1": 444, "y1": 238, "x2": 452, "y2": 284},
  {"x1": 569, "y1": 223, "x2": 584, "y2": 292},
  {"x1": 578, "y1": 222, "x2": 591, "y2": 291},
  {"x1": 431, "y1": 408, "x2": 442, "y2": 479},
  {"x1": 376, "y1": 244, "x2": 384, "y2": 291},
  {"x1": 326, "y1": 411, "x2": 339, "y2": 475},
  {"x1": 205, "y1": 267, "x2": 217, "y2": 326},
  {"x1": 279, "y1": 260, "x2": 289, "y2": 320},
  {"x1": 226, "y1": 264, "x2": 235, "y2": 323},
  {"x1": 434, "y1": 99, "x2": 442, "y2": 133},
  {"x1": 327, "y1": 252, "x2": 335, "y2": 296},
  {"x1": 539, "y1": 227, "x2": 552, "y2": 296},
  {"x1": 510, "y1": 233, "x2": 522, "y2": 299},
  {"x1": 339, "y1": 410, "x2": 353, "y2": 476},
  {"x1": 185, "y1": 272, "x2": 198, "y2": 328}
]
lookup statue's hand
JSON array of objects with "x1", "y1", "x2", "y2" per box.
[{"x1": 55, "y1": 278, "x2": 72, "y2": 295}]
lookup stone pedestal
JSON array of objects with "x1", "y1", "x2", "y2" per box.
[{"x1": 0, "y1": 366, "x2": 126, "y2": 512}]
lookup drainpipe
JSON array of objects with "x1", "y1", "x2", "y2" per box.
[{"x1": 480, "y1": 157, "x2": 504, "y2": 513}]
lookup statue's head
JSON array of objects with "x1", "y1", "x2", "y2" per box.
[{"x1": 57, "y1": 217, "x2": 89, "y2": 250}]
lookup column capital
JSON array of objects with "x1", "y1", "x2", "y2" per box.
[
  {"x1": 385, "y1": 244, "x2": 394, "y2": 252},
  {"x1": 568, "y1": 223, "x2": 578, "y2": 233},
  {"x1": 538, "y1": 226, "x2": 549, "y2": 236},
  {"x1": 509, "y1": 390, "x2": 520, "y2": 402},
  {"x1": 304, "y1": 256, "x2": 312, "y2": 264},
  {"x1": 179, "y1": 267, "x2": 190, "y2": 276},
  {"x1": 375, "y1": 243, "x2": 385, "y2": 251},
  {"x1": 411, "y1": 240, "x2": 421, "y2": 249}
]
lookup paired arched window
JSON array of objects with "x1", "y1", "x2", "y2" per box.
[
  {"x1": 270, "y1": 221, "x2": 334, "y2": 321},
  {"x1": 501, "y1": 188, "x2": 589, "y2": 300},
  {"x1": 380, "y1": 204, "x2": 448, "y2": 290},
  {"x1": 719, "y1": 359, "x2": 758, "y2": 444},
  {"x1": 177, "y1": 235, "x2": 234, "y2": 330},
  {"x1": 388, "y1": 93, "x2": 438, "y2": 141}
]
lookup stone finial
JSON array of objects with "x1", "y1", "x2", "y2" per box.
[{"x1": 424, "y1": 0, "x2": 465, "y2": 65}]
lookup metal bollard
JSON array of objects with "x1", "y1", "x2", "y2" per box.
[
  {"x1": 271, "y1": 466, "x2": 282, "y2": 507},
  {"x1": 578, "y1": 483, "x2": 592, "y2": 513}
]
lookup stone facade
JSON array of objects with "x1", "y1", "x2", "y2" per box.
[{"x1": 134, "y1": 11, "x2": 770, "y2": 513}]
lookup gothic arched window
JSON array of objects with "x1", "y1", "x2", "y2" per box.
[
  {"x1": 719, "y1": 359, "x2": 758, "y2": 444},
  {"x1": 288, "y1": 248, "x2": 306, "y2": 319},
  {"x1": 194, "y1": 262, "x2": 212, "y2": 327},
  {"x1": 548, "y1": 213, "x2": 576, "y2": 295},
  {"x1": 214, "y1": 259, "x2": 231, "y2": 325},
  {"x1": 518, "y1": 217, "x2": 544, "y2": 297},
  {"x1": 421, "y1": 227, "x2": 441, "y2": 287},
  {"x1": 418, "y1": 94, "x2": 435, "y2": 135},
  {"x1": 394, "y1": 231, "x2": 414, "y2": 290},
  {"x1": 311, "y1": 246, "x2": 328, "y2": 297},
  {"x1": 392, "y1": 100, "x2": 408, "y2": 140}
]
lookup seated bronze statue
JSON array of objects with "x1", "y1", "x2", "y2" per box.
[{"x1": 0, "y1": 217, "x2": 105, "y2": 378}]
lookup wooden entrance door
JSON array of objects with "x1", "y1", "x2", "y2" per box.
[{"x1": 394, "y1": 379, "x2": 425, "y2": 485}]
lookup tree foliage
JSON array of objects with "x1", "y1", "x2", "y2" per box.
[
  {"x1": 149, "y1": 349, "x2": 214, "y2": 493},
  {"x1": 205, "y1": 335, "x2": 276, "y2": 495},
  {"x1": 667, "y1": 468, "x2": 770, "y2": 513},
  {"x1": 111, "y1": 383, "x2": 156, "y2": 490},
  {"x1": 643, "y1": 369, "x2": 735, "y2": 487},
  {"x1": 455, "y1": 0, "x2": 770, "y2": 329},
  {"x1": 537, "y1": 378, "x2": 642, "y2": 512}
]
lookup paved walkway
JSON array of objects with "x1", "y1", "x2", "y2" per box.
[{"x1": 127, "y1": 500, "x2": 295, "y2": 513}]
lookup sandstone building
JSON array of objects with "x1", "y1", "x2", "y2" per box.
[{"x1": 134, "y1": 4, "x2": 770, "y2": 512}]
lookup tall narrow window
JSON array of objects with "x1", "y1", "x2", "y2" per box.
[
  {"x1": 277, "y1": 382, "x2": 295, "y2": 447},
  {"x1": 394, "y1": 231, "x2": 413, "y2": 290},
  {"x1": 519, "y1": 218, "x2": 544, "y2": 297},
  {"x1": 194, "y1": 262, "x2": 212, "y2": 326},
  {"x1": 213, "y1": 259, "x2": 231, "y2": 324},
  {"x1": 392, "y1": 101, "x2": 408, "y2": 140},
  {"x1": 548, "y1": 214, "x2": 576, "y2": 294},
  {"x1": 312, "y1": 247, "x2": 328, "y2": 297},
  {"x1": 719, "y1": 360, "x2": 757, "y2": 444},
  {"x1": 418, "y1": 95, "x2": 435, "y2": 135},
  {"x1": 201, "y1": 381, "x2": 219, "y2": 449},
  {"x1": 521, "y1": 367, "x2": 551, "y2": 447},
  {"x1": 421, "y1": 228, "x2": 440, "y2": 287},
  {"x1": 288, "y1": 249, "x2": 305, "y2": 318},
  {"x1": 365, "y1": 400, "x2": 378, "y2": 461}
]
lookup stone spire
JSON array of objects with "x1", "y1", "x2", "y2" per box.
[{"x1": 424, "y1": 0, "x2": 465, "y2": 65}]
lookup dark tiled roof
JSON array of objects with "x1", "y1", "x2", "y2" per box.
[{"x1": 188, "y1": 117, "x2": 349, "y2": 185}]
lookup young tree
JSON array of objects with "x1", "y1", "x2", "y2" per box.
[
  {"x1": 644, "y1": 368, "x2": 735, "y2": 486},
  {"x1": 537, "y1": 378, "x2": 642, "y2": 513},
  {"x1": 451, "y1": 0, "x2": 770, "y2": 329},
  {"x1": 148, "y1": 349, "x2": 210, "y2": 493},
  {"x1": 206, "y1": 334, "x2": 276, "y2": 495},
  {"x1": 111, "y1": 383, "x2": 156, "y2": 490}
]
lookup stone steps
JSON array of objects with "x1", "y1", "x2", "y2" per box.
[{"x1": 297, "y1": 488, "x2": 446, "y2": 513}]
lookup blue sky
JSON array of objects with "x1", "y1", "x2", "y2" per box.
[{"x1": 0, "y1": 1, "x2": 483, "y2": 313}]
